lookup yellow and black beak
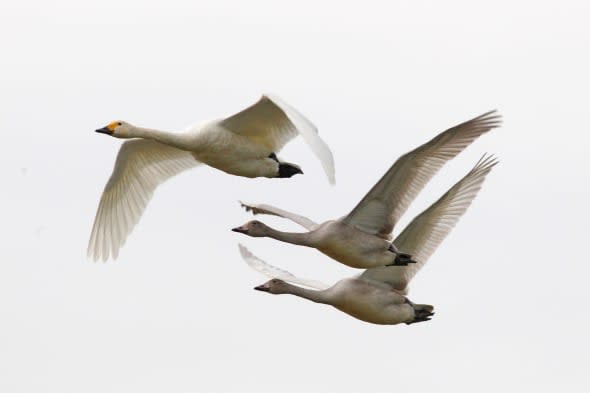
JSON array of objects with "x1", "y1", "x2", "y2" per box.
[
  {"x1": 95, "y1": 126, "x2": 113, "y2": 135},
  {"x1": 96, "y1": 122, "x2": 118, "y2": 135}
]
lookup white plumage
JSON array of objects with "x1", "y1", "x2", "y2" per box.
[
  {"x1": 240, "y1": 155, "x2": 497, "y2": 325},
  {"x1": 88, "y1": 95, "x2": 335, "y2": 261}
]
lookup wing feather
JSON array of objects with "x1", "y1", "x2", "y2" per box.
[
  {"x1": 360, "y1": 155, "x2": 498, "y2": 290},
  {"x1": 88, "y1": 139, "x2": 200, "y2": 261},
  {"x1": 239, "y1": 201, "x2": 318, "y2": 230},
  {"x1": 342, "y1": 111, "x2": 501, "y2": 239},
  {"x1": 220, "y1": 95, "x2": 335, "y2": 184},
  {"x1": 239, "y1": 244, "x2": 330, "y2": 290}
]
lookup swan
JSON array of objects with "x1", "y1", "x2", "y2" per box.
[
  {"x1": 232, "y1": 110, "x2": 500, "y2": 268},
  {"x1": 88, "y1": 94, "x2": 335, "y2": 261},
  {"x1": 239, "y1": 155, "x2": 497, "y2": 325}
]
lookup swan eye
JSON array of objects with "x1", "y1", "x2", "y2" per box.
[{"x1": 117, "y1": 122, "x2": 122, "y2": 126}]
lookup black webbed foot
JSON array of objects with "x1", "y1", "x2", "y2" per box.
[
  {"x1": 278, "y1": 163, "x2": 303, "y2": 178},
  {"x1": 405, "y1": 311, "x2": 435, "y2": 325},
  {"x1": 386, "y1": 253, "x2": 417, "y2": 266}
]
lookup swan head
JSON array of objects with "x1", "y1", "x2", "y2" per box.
[
  {"x1": 231, "y1": 220, "x2": 270, "y2": 237},
  {"x1": 254, "y1": 278, "x2": 289, "y2": 294},
  {"x1": 95, "y1": 121, "x2": 134, "y2": 138}
]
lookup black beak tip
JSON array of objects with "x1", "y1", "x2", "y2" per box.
[
  {"x1": 95, "y1": 127, "x2": 112, "y2": 135},
  {"x1": 254, "y1": 285, "x2": 269, "y2": 292},
  {"x1": 231, "y1": 227, "x2": 244, "y2": 233}
]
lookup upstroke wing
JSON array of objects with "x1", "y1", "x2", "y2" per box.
[
  {"x1": 220, "y1": 95, "x2": 335, "y2": 184},
  {"x1": 342, "y1": 111, "x2": 500, "y2": 239},
  {"x1": 360, "y1": 155, "x2": 498, "y2": 290}
]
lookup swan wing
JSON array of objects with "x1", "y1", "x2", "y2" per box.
[
  {"x1": 239, "y1": 244, "x2": 330, "y2": 290},
  {"x1": 220, "y1": 95, "x2": 335, "y2": 184},
  {"x1": 360, "y1": 155, "x2": 498, "y2": 290},
  {"x1": 88, "y1": 139, "x2": 200, "y2": 261},
  {"x1": 239, "y1": 201, "x2": 318, "y2": 230},
  {"x1": 342, "y1": 111, "x2": 500, "y2": 239}
]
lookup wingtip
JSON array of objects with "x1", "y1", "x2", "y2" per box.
[
  {"x1": 238, "y1": 243, "x2": 251, "y2": 259},
  {"x1": 477, "y1": 109, "x2": 502, "y2": 126},
  {"x1": 324, "y1": 158, "x2": 336, "y2": 186},
  {"x1": 87, "y1": 246, "x2": 100, "y2": 263},
  {"x1": 475, "y1": 153, "x2": 500, "y2": 170},
  {"x1": 87, "y1": 247, "x2": 115, "y2": 263},
  {"x1": 238, "y1": 201, "x2": 256, "y2": 214},
  {"x1": 328, "y1": 167, "x2": 336, "y2": 185},
  {"x1": 326, "y1": 171, "x2": 336, "y2": 185}
]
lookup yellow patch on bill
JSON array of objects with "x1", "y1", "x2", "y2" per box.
[{"x1": 107, "y1": 122, "x2": 119, "y2": 131}]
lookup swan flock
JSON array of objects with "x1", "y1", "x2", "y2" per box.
[{"x1": 89, "y1": 94, "x2": 500, "y2": 325}]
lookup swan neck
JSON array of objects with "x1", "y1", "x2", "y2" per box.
[
  {"x1": 265, "y1": 228, "x2": 315, "y2": 247},
  {"x1": 282, "y1": 283, "x2": 330, "y2": 304},
  {"x1": 130, "y1": 126, "x2": 192, "y2": 150}
]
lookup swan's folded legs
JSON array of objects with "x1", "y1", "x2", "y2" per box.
[
  {"x1": 391, "y1": 253, "x2": 416, "y2": 266},
  {"x1": 405, "y1": 310, "x2": 435, "y2": 324},
  {"x1": 387, "y1": 244, "x2": 417, "y2": 266}
]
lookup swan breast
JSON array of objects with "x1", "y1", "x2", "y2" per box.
[{"x1": 330, "y1": 279, "x2": 414, "y2": 324}]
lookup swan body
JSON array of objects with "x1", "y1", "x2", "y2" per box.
[
  {"x1": 185, "y1": 121, "x2": 288, "y2": 178},
  {"x1": 253, "y1": 276, "x2": 430, "y2": 325},
  {"x1": 235, "y1": 220, "x2": 396, "y2": 268},
  {"x1": 233, "y1": 111, "x2": 501, "y2": 269},
  {"x1": 88, "y1": 95, "x2": 335, "y2": 261},
  {"x1": 240, "y1": 155, "x2": 498, "y2": 325}
]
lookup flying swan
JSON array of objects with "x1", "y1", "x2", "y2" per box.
[
  {"x1": 88, "y1": 95, "x2": 335, "y2": 261},
  {"x1": 233, "y1": 110, "x2": 500, "y2": 268},
  {"x1": 239, "y1": 155, "x2": 497, "y2": 325}
]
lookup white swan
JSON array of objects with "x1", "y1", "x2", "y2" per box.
[
  {"x1": 88, "y1": 95, "x2": 335, "y2": 261},
  {"x1": 233, "y1": 111, "x2": 500, "y2": 268},
  {"x1": 239, "y1": 155, "x2": 497, "y2": 325}
]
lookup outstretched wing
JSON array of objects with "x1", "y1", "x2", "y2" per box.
[
  {"x1": 239, "y1": 244, "x2": 330, "y2": 290},
  {"x1": 342, "y1": 111, "x2": 500, "y2": 239},
  {"x1": 239, "y1": 201, "x2": 318, "y2": 230},
  {"x1": 220, "y1": 95, "x2": 335, "y2": 184},
  {"x1": 88, "y1": 139, "x2": 200, "y2": 261},
  {"x1": 360, "y1": 155, "x2": 498, "y2": 291}
]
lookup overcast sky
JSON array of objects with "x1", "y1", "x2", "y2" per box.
[{"x1": 2, "y1": 0, "x2": 589, "y2": 392}]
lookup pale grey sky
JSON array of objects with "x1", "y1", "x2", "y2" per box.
[{"x1": 1, "y1": 0, "x2": 589, "y2": 392}]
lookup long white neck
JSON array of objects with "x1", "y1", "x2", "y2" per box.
[
  {"x1": 129, "y1": 126, "x2": 195, "y2": 151},
  {"x1": 280, "y1": 282, "x2": 331, "y2": 304},
  {"x1": 264, "y1": 227, "x2": 316, "y2": 248}
]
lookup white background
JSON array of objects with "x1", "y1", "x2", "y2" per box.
[{"x1": 1, "y1": 1, "x2": 589, "y2": 392}]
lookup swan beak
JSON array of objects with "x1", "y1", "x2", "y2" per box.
[
  {"x1": 254, "y1": 284, "x2": 270, "y2": 292},
  {"x1": 231, "y1": 226, "x2": 247, "y2": 234},
  {"x1": 95, "y1": 127, "x2": 113, "y2": 135}
]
